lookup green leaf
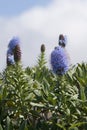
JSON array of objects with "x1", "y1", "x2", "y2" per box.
[
  {"x1": 30, "y1": 102, "x2": 45, "y2": 107},
  {"x1": 56, "y1": 123, "x2": 66, "y2": 130},
  {"x1": 69, "y1": 122, "x2": 87, "y2": 130},
  {"x1": 65, "y1": 108, "x2": 70, "y2": 116},
  {"x1": 5, "y1": 116, "x2": 13, "y2": 130},
  {"x1": 0, "y1": 124, "x2": 3, "y2": 130},
  {"x1": 80, "y1": 87, "x2": 86, "y2": 101},
  {"x1": 19, "y1": 120, "x2": 28, "y2": 130}
]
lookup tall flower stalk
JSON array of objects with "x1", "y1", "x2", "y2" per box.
[{"x1": 37, "y1": 44, "x2": 46, "y2": 69}]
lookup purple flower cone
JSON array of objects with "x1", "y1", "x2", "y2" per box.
[
  {"x1": 7, "y1": 37, "x2": 21, "y2": 65},
  {"x1": 51, "y1": 46, "x2": 69, "y2": 75},
  {"x1": 8, "y1": 37, "x2": 20, "y2": 50}
]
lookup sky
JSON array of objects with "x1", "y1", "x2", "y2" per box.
[{"x1": 0, "y1": 0, "x2": 87, "y2": 71}]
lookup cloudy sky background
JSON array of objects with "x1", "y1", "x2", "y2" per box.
[{"x1": 0, "y1": 0, "x2": 87, "y2": 71}]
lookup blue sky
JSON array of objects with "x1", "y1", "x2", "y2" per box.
[
  {"x1": 0, "y1": 0, "x2": 87, "y2": 71},
  {"x1": 0, "y1": 0, "x2": 52, "y2": 16}
]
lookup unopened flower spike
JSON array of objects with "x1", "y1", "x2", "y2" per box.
[{"x1": 41, "y1": 44, "x2": 45, "y2": 53}]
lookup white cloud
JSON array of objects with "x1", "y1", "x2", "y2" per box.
[{"x1": 0, "y1": 0, "x2": 87, "y2": 71}]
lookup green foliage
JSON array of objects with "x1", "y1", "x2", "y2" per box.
[{"x1": 0, "y1": 50, "x2": 87, "y2": 130}]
